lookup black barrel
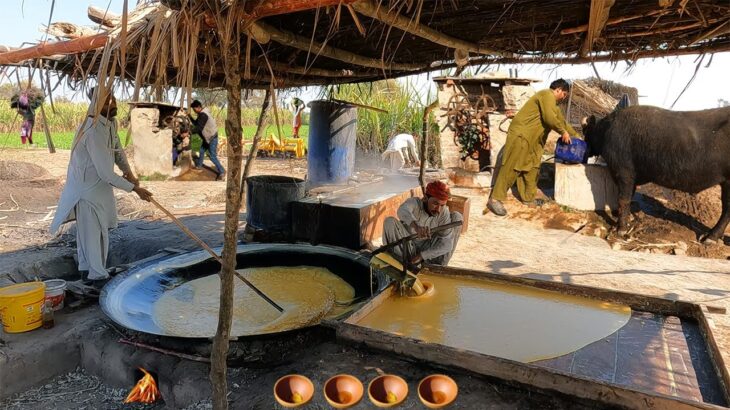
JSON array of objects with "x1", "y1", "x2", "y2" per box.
[{"x1": 245, "y1": 175, "x2": 306, "y2": 234}]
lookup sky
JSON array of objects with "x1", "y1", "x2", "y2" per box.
[{"x1": 1, "y1": 0, "x2": 728, "y2": 110}]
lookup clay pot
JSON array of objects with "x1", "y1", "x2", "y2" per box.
[
  {"x1": 273, "y1": 374, "x2": 314, "y2": 408},
  {"x1": 323, "y1": 374, "x2": 364, "y2": 409},
  {"x1": 368, "y1": 374, "x2": 408, "y2": 407},
  {"x1": 418, "y1": 374, "x2": 458, "y2": 408}
]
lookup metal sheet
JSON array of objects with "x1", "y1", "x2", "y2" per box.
[{"x1": 100, "y1": 243, "x2": 385, "y2": 339}]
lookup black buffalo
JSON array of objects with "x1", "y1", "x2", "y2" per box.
[{"x1": 582, "y1": 105, "x2": 730, "y2": 242}]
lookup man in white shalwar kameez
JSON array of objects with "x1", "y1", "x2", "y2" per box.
[
  {"x1": 50, "y1": 90, "x2": 152, "y2": 285},
  {"x1": 382, "y1": 133, "x2": 420, "y2": 170}
]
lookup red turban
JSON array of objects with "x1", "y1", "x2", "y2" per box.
[{"x1": 425, "y1": 181, "x2": 450, "y2": 201}]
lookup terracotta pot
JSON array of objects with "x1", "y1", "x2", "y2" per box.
[
  {"x1": 368, "y1": 374, "x2": 409, "y2": 408},
  {"x1": 274, "y1": 374, "x2": 314, "y2": 408},
  {"x1": 418, "y1": 374, "x2": 458, "y2": 409},
  {"x1": 323, "y1": 374, "x2": 364, "y2": 409}
]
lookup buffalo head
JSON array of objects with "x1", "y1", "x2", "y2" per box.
[{"x1": 581, "y1": 114, "x2": 605, "y2": 158}]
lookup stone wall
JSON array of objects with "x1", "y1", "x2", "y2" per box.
[{"x1": 130, "y1": 107, "x2": 173, "y2": 177}]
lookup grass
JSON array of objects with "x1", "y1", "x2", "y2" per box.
[{"x1": 0, "y1": 125, "x2": 308, "y2": 151}]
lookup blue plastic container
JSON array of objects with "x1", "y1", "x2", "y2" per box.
[
  {"x1": 555, "y1": 138, "x2": 588, "y2": 164},
  {"x1": 307, "y1": 100, "x2": 357, "y2": 187}
]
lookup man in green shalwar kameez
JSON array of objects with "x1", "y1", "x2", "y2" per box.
[{"x1": 487, "y1": 79, "x2": 579, "y2": 216}]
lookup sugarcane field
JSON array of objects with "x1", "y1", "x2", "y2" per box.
[{"x1": 1, "y1": 1, "x2": 730, "y2": 409}]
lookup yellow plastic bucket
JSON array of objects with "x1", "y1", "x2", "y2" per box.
[{"x1": 0, "y1": 282, "x2": 46, "y2": 333}]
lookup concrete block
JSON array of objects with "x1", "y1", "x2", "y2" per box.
[
  {"x1": 130, "y1": 107, "x2": 173, "y2": 178},
  {"x1": 0, "y1": 307, "x2": 103, "y2": 398},
  {"x1": 447, "y1": 168, "x2": 492, "y2": 189},
  {"x1": 554, "y1": 163, "x2": 619, "y2": 211}
]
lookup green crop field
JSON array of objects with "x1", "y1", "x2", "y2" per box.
[{"x1": 0, "y1": 125, "x2": 309, "y2": 151}]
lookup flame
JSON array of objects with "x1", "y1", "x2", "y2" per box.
[{"x1": 124, "y1": 368, "x2": 160, "y2": 404}]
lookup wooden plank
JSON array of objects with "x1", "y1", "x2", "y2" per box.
[
  {"x1": 425, "y1": 265, "x2": 698, "y2": 318},
  {"x1": 343, "y1": 284, "x2": 396, "y2": 324},
  {"x1": 695, "y1": 305, "x2": 730, "y2": 405},
  {"x1": 336, "y1": 322, "x2": 725, "y2": 409}
]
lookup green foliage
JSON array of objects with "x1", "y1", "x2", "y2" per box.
[{"x1": 327, "y1": 80, "x2": 440, "y2": 162}]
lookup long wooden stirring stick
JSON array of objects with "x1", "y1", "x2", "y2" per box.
[{"x1": 149, "y1": 198, "x2": 284, "y2": 313}]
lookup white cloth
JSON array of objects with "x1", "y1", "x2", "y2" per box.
[
  {"x1": 385, "y1": 197, "x2": 457, "y2": 261},
  {"x1": 51, "y1": 115, "x2": 135, "y2": 279}
]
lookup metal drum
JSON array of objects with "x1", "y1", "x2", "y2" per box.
[{"x1": 307, "y1": 100, "x2": 357, "y2": 187}]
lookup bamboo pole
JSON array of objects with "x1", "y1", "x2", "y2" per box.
[
  {"x1": 352, "y1": 0, "x2": 506, "y2": 57},
  {"x1": 149, "y1": 198, "x2": 283, "y2": 312}
]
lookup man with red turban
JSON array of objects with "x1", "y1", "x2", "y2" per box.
[{"x1": 382, "y1": 180, "x2": 463, "y2": 266}]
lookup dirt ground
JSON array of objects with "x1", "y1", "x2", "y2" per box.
[{"x1": 2, "y1": 147, "x2": 730, "y2": 408}]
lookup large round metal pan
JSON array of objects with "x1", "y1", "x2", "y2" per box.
[{"x1": 100, "y1": 243, "x2": 385, "y2": 338}]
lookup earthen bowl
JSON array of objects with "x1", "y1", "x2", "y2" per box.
[
  {"x1": 273, "y1": 374, "x2": 314, "y2": 408},
  {"x1": 418, "y1": 374, "x2": 458, "y2": 408},
  {"x1": 323, "y1": 374, "x2": 364, "y2": 409},
  {"x1": 368, "y1": 374, "x2": 409, "y2": 407}
]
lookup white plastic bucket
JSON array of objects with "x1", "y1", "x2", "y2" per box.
[{"x1": 43, "y1": 279, "x2": 67, "y2": 311}]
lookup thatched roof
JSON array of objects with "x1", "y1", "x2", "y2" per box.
[{"x1": 1, "y1": 0, "x2": 729, "y2": 93}]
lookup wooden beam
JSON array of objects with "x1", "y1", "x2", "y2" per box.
[
  {"x1": 88, "y1": 5, "x2": 120, "y2": 28},
  {"x1": 690, "y1": 19, "x2": 730, "y2": 45},
  {"x1": 561, "y1": 9, "x2": 668, "y2": 35},
  {"x1": 246, "y1": 0, "x2": 360, "y2": 19},
  {"x1": 251, "y1": 21, "x2": 422, "y2": 71},
  {"x1": 580, "y1": 0, "x2": 616, "y2": 57},
  {"x1": 44, "y1": 22, "x2": 98, "y2": 39},
  {"x1": 251, "y1": 57, "x2": 375, "y2": 77},
  {"x1": 0, "y1": 34, "x2": 108, "y2": 65},
  {"x1": 351, "y1": 0, "x2": 506, "y2": 57}
]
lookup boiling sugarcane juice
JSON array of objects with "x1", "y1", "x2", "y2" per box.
[
  {"x1": 356, "y1": 273, "x2": 631, "y2": 363},
  {"x1": 153, "y1": 266, "x2": 354, "y2": 337}
]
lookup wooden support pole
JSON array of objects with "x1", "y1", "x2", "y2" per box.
[
  {"x1": 580, "y1": 0, "x2": 616, "y2": 57},
  {"x1": 240, "y1": 89, "x2": 271, "y2": 202},
  {"x1": 419, "y1": 100, "x2": 439, "y2": 190},
  {"x1": 38, "y1": 103, "x2": 56, "y2": 153},
  {"x1": 210, "y1": 5, "x2": 245, "y2": 409},
  {"x1": 352, "y1": 0, "x2": 506, "y2": 57},
  {"x1": 251, "y1": 21, "x2": 422, "y2": 71}
]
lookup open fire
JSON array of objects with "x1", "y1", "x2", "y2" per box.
[{"x1": 124, "y1": 368, "x2": 161, "y2": 404}]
